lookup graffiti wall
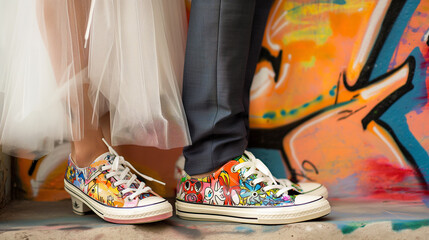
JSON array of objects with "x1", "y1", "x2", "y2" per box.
[
  {"x1": 11, "y1": 0, "x2": 429, "y2": 201},
  {"x1": 249, "y1": 0, "x2": 429, "y2": 200}
]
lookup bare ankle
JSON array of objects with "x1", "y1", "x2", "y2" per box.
[{"x1": 71, "y1": 141, "x2": 107, "y2": 168}]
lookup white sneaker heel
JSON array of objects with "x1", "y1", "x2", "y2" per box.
[{"x1": 70, "y1": 196, "x2": 91, "y2": 215}]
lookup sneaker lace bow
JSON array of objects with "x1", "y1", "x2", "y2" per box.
[
  {"x1": 232, "y1": 150, "x2": 293, "y2": 198},
  {"x1": 99, "y1": 138, "x2": 165, "y2": 200}
]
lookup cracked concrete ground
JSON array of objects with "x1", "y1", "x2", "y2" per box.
[{"x1": 1, "y1": 198, "x2": 429, "y2": 240}]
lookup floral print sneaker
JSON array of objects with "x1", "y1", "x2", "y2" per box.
[
  {"x1": 176, "y1": 151, "x2": 331, "y2": 224},
  {"x1": 175, "y1": 154, "x2": 329, "y2": 198},
  {"x1": 64, "y1": 139, "x2": 172, "y2": 224}
]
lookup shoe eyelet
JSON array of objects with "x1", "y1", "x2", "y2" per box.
[
  {"x1": 231, "y1": 166, "x2": 236, "y2": 173},
  {"x1": 250, "y1": 181, "x2": 255, "y2": 187}
]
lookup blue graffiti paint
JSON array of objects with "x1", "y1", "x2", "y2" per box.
[
  {"x1": 290, "y1": 109, "x2": 298, "y2": 115},
  {"x1": 392, "y1": 219, "x2": 429, "y2": 231},
  {"x1": 336, "y1": 219, "x2": 429, "y2": 234},
  {"x1": 337, "y1": 222, "x2": 367, "y2": 234},
  {"x1": 329, "y1": 86, "x2": 337, "y2": 96},
  {"x1": 260, "y1": 88, "x2": 336, "y2": 120},
  {"x1": 370, "y1": 1, "x2": 420, "y2": 80},
  {"x1": 360, "y1": 0, "x2": 429, "y2": 184},
  {"x1": 263, "y1": 112, "x2": 276, "y2": 119},
  {"x1": 380, "y1": 48, "x2": 429, "y2": 183}
]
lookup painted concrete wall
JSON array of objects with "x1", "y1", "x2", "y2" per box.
[
  {"x1": 10, "y1": 0, "x2": 429, "y2": 201},
  {"x1": 248, "y1": 0, "x2": 429, "y2": 201}
]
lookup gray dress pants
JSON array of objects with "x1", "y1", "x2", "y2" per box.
[{"x1": 182, "y1": 0, "x2": 274, "y2": 175}]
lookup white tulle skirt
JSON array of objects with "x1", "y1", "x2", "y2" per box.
[{"x1": 0, "y1": 0, "x2": 190, "y2": 158}]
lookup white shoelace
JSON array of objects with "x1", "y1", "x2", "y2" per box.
[
  {"x1": 233, "y1": 151, "x2": 293, "y2": 198},
  {"x1": 99, "y1": 138, "x2": 165, "y2": 200}
]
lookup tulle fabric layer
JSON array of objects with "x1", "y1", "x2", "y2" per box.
[{"x1": 0, "y1": 0, "x2": 190, "y2": 158}]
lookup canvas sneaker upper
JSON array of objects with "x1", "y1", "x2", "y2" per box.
[
  {"x1": 65, "y1": 140, "x2": 165, "y2": 208},
  {"x1": 176, "y1": 151, "x2": 298, "y2": 207}
]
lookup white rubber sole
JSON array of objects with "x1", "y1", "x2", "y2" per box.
[
  {"x1": 64, "y1": 179, "x2": 172, "y2": 224},
  {"x1": 176, "y1": 197, "x2": 331, "y2": 224}
]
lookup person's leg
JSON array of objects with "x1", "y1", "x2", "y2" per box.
[
  {"x1": 177, "y1": 0, "x2": 331, "y2": 224},
  {"x1": 71, "y1": 85, "x2": 107, "y2": 167},
  {"x1": 242, "y1": 0, "x2": 274, "y2": 138},
  {"x1": 182, "y1": 0, "x2": 256, "y2": 176},
  {"x1": 37, "y1": 0, "x2": 106, "y2": 167},
  {"x1": 39, "y1": 1, "x2": 175, "y2": 223}
]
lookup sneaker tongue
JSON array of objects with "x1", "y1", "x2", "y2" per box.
[
  {"x1": 93, "y1": 152, "x2": 113, "y2": 165},
  {"x1": 84, "y1": 152, "x2": 113, "y2": 183},
  {"x1": 98, "y1": 153, "x2": 140, "y2": 191},
  {"x1": 233, "y1": 154, "x2": 258, "y2": 181},
  {"x1": 233, "y1": 154, "x2": 248, "y2": 163},
  {"x1": 234, "y1": 153, "x2": 275, "y2": 186}
]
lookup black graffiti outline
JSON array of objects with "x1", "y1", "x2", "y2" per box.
[{"x1": 249, "y1": 1, "x2": 427, "y2": 187}]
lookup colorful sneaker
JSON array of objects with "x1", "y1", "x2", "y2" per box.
[
  {"x1": 175, "y1": 151, "x2": 330, "y2": 224},
  {"x1": 64, "y1": 139, "x2": 172, "y2": 224},
  {"x1": 277, "y1": 178, "x2": 328, "y2": 199},
  {"x1": 175, "y1": 154, "x2": 329, "y2": 198}
]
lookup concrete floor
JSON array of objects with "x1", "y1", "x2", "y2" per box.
[{"x1": 1, "y1": 198, "x2": 429, "y2": 240}]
